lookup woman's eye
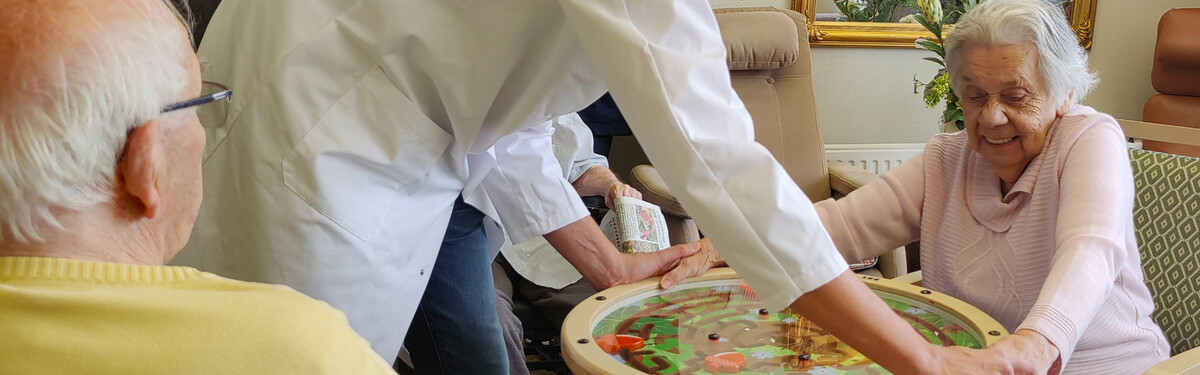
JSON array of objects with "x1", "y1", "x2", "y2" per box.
[{"x1": 1007, "y1": 95, "x2": 1027, "y2": 102}]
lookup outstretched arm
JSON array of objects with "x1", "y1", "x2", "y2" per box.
[{"x1": 487, "y1": 120, "x2": 701, "y2": 289}]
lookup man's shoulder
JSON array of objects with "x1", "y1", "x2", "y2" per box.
[{"x1": 191, "y1": 271, "x2": 348, "y2": 321}]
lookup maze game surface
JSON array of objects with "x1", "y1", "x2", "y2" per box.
[{"x1": 590, "y1": 281, "x2": 983, "y2": 375}]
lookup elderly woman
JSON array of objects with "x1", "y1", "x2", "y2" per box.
[{"x1": 814, "y1": 0, "x2": 1169, "y2": 374}]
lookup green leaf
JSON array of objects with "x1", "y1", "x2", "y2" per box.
[
  {"x1": 915, "y1": 39, "x2": 945, "y2": 57},
  {"x1": 943, "y1": 106, "x2": 964, "y2": 124},
  {"x1": 923, "y1": 57, "x2": 946, "y2": 67},
  {"x1": 914, "y1": 15, "x2": 942, "y2": 39}
]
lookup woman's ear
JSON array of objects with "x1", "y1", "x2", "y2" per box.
[
  {"x1": 115, "y1": 121, "x2": 162, "y2": 219},
  {"x1": 1057, "y1": 92, "x2": 1074, "y2": 117}
]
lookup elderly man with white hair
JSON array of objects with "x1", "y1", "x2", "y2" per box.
[
  {"x1": 814, "y1": 0, "x2": 1170, "y2": 373},
  {"x1": 0, "y1": 1, "x2": 394, "y2": 373}
]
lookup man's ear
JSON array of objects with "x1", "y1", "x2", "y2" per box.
[{"x1": 116, "y1": 120, "x2": 162, "y2": 219}]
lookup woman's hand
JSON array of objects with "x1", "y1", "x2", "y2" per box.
[{"x1": 985, "y1": 329, "x2": 1062, "y2": 375}]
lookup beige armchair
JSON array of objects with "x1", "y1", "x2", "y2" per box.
[{"x1": 617, "y1": 7, "x2": 905, "y2": 278}]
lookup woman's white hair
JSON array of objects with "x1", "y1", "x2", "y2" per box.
[
  {"x1": 945, "y1": 0, "x2": 1097, "y2": 105},
  {"x1": 0, "y1": 0, "x2": 191, "y2": 243}
]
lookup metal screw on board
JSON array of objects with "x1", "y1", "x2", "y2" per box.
[
  {"x1": 596, "y1": 296, "x2": 607, "y2": 301},
  {"x1": 988, "y1": 331, "x2": 1001, "y2": 336},
  {"x1": 920, "y1": 290, "x2": 932, "y2": 295},
  {"x1": 578, "y1": 339, "x2": 590, "y2": 344}
]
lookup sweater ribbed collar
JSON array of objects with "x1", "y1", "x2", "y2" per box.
[{"x1": 0, "y1": 256, "x2": 203, "y2": 283}]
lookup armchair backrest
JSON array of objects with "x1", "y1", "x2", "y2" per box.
[
  {"x1": 1130, "y1": 148, "x2": 1200, "y2": 356},
  {"x1": 715, "y1": 7, "x2": 831, "y2": 201},
  {"x1": 1144, "y1": 8, "x2": 1200, "y2": 157},
  {"x1": 1124, "y1": 119, "x2": 1200, "y2": 356}
]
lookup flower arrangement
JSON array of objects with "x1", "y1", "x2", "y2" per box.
[
  {"x1": 833, "y1": 0, "x2": 912, "y2": 23},
  {"x1": 911, "y1": 0, "x2": 978, "y2": 131}
]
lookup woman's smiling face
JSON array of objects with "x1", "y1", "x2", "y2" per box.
[{"x1": 959, "y1": 42, "x2": 1066, "y2": 185}]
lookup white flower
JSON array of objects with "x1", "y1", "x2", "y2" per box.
[{"x1": 917, "y1": 0, "x2": 944, "y2": 23}]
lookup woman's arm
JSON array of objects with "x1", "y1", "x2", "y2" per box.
[
  {"x1": 1012, "y1": 118, "x2": 1134, "y2": 370},
  {"x1": 814, "y1": 154, "x2": 926, "y2": 264}
]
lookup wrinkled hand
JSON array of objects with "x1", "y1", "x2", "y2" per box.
[
  {"x1": 603, "y1": 241, "x2": 700, "y2": 289},
  {"x1": 605, "y1": 183, "x2": 642, "y2": 210},
  {"x1": 925, "y1": 345, "x2": 1021, "y2": 375},
  {"x1": 659, "y1": 238, "x2": 724, "y2": 289},
  {"x1": 985, "y1": 330, "x2": 1061, "y2": 375}
]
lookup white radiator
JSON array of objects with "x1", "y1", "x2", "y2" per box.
[{"x1": 825, "y1": 143, "x2": 926, "y2": 175}]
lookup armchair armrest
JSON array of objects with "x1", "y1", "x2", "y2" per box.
[
  {"x1": 828, "y1": 161, "x2": 878, "y2": 197},
  {"x1": 628, "y1": 164, "x2": 700, "y2": 245},
  {"x1": 875, "y1": 247, "x2": 907, "y2": 279},
  {"x1": 891, "y1": 270, "x2": 923, "y2": 286},
  {"x1": 629, "y1": 164, "x2": 691, "y2": 218},
  {"x1": 1144, "y1": 346, "x2": 1200, "y2": 375}
]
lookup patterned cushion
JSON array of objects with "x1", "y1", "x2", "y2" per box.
[{"x1": 1130, "y1": 149, "x2": 1200, "y2": 355}]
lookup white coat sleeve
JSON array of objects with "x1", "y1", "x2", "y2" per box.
[
  {"x1": 558, "y1": 115, "x2": 610, "y2": 184},
  {"x1": 557, "y1": 0, "x2": 848, "y2": 311},
  {"x1": 484, "y1": 120, "x2": 590, "y2": 244}
]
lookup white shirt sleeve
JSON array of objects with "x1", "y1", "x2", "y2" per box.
[
  {"x1": 552, "y1": 113, "x2": 609, "y2": 183},
  {"x1": 484, "y1": 119, "x2": 590, "y2": 244},
  {"x1": 558, "y1": 0, "x2": 848, "y2": 311}
]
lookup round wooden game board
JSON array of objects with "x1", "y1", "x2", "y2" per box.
[{"x1": 562, "y1": 268, "x2": 1008, "y2": 375}]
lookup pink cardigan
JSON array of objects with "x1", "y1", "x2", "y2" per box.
[{"x1": 816, "y1": 106, "x2": 1169, "y2": 374}]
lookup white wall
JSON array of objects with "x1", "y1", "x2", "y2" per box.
[
  {"x1": 811, "y1": 48, "x2": 945, "y2": 143},
  {"x1": 713, "y1": 0, "x2": 1200, "y2": 144}
]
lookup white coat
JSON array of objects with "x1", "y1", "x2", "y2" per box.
[{"x1": 177, "y1": 0, "x2": 848, "y2": 362}]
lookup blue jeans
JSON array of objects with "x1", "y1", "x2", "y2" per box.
[{"x1": 405, "y1": 196, "x2": 508, "y2": 374}]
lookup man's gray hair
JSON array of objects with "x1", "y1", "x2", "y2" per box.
[
  {"x1": 945, "y1": 0, "x2": 1097, "y2": 106},
  {"x1": 0, "y1": 0, "x2": 191, "y2": 242}
]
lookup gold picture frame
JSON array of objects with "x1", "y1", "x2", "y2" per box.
[{"x1": 791, "y1": 0, "x2": 1096, "y2": 49}]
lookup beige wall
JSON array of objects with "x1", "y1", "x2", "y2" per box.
[
  {"x1": 1085, "y1": 0, "x2": 1196, "y2": 123},
  {"x1": 709, "y1": 0, "x2": 790, "y2": 9},
  {"x1": 713, "y1": 0, "x2": 1199, "y2": 144}
]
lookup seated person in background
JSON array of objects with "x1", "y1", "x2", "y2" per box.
[
  {"x1": 813, "y1": 1, "x2": 1168, "y2": 373},
  {"x1": 493, "y1": 113, "x2": 723, "y2": 375},
  {"x1": 0, "y1": 1, "x2": 393, "y2": 373}
]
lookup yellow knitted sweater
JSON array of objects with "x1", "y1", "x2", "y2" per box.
[{"x1": 0, "y1": 256, "x2": 395, "y2": 374}]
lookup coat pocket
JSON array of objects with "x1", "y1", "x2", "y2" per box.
[{"x1": 283, "y1": 67, "x2": 452, "y2": 241}]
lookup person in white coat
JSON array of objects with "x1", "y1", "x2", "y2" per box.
[{"x1": 181, "y1": 1, "x2": 1030, "y2": 374}]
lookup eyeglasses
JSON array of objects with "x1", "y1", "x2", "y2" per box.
[{"x1": 161, "y1": 81, "x2": 232, "y2": 129}]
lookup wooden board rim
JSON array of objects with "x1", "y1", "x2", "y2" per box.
[{"x1": 562, "y1": 267, "x2": 1009, "y2": 375}]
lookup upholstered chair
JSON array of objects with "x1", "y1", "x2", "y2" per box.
[
  {"x1": 1143, "y1": 8, "x2": 1200, "y2": 158},
  {"x1": 616, "y1": 7, "x2": 903, "y2": 277},
  {"x1": 1123, "y1": 120, "x2": 1200, "y2": 374}
]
